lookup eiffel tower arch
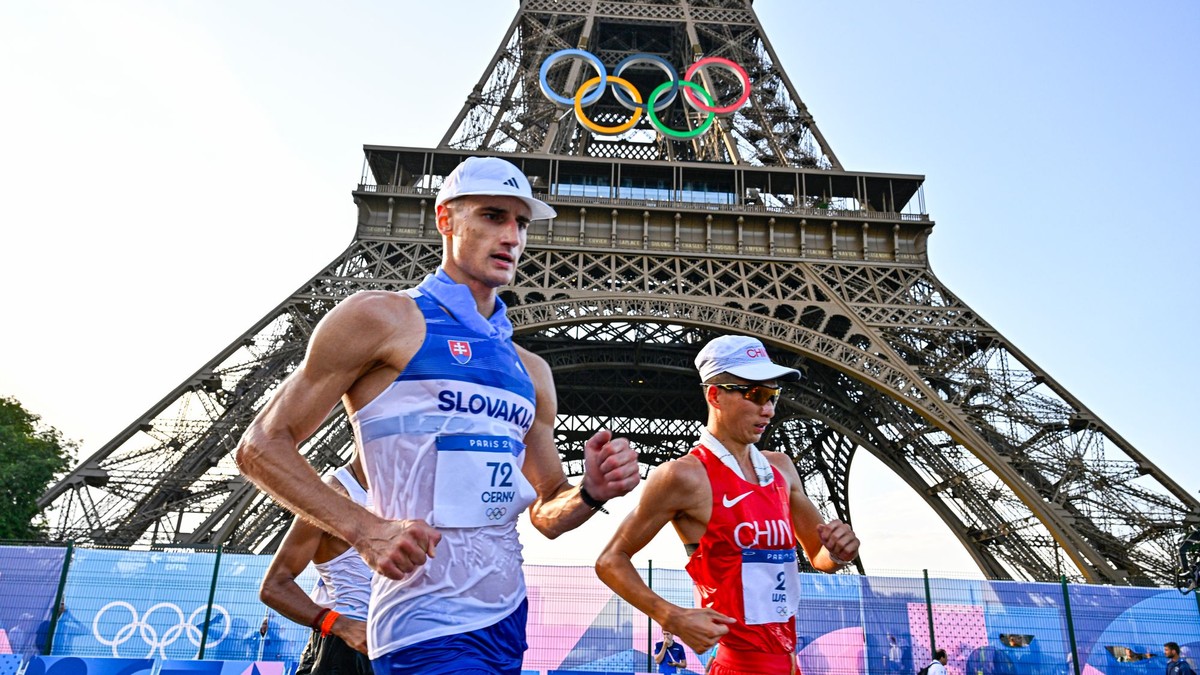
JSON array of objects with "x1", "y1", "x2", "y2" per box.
[{"x1": 38, "y1": 0, "x2": 1198, "y2": 586}]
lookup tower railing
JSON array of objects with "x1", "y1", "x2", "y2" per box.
[{"x1": 355, "y1": 183, "x2": 930, "y2": 222}]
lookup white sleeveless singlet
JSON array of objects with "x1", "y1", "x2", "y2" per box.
[
  {"x1": 352, "y1": 288, "x2": 537, "y2": 658},
  {"x1": 309, "y1": 465, "x2": 374, "y2": 621}
]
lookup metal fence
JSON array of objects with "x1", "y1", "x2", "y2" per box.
[{"x1": 1, "y1": 543, "x2": 1197, "y2": 674}]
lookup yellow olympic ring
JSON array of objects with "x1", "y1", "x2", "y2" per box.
[{"x1": 574, "y1": 76, "x2": 643, "y2": 135}]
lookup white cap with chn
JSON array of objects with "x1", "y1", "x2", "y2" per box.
[
  {"x1": 695, "y1": 335, "x2": 801, "y2": 383},
  {"x1": 435, "y1": 156, "x2": 557, "y2": 221}
]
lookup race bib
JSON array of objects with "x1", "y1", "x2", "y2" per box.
[
  {"x1": 741, "y1": 548, "x2": 799, "y2": 625},
  {"x1": 431, "y1": 435, "x2": 536, "y2": 528}
]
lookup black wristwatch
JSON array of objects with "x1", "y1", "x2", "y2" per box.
[{"x1": 579, "y1": 484, "x2": 609, "y2": 514}]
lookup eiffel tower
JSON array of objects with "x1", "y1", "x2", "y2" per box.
[{"x1": 38, "y1": 0, "x2": 1198, "y2": 586}]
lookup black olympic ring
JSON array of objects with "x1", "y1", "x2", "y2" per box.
[{"x1": 486, "y1": 507, "x2": 507, "y2": 520}]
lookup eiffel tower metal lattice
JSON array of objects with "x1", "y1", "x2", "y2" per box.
[{"x1": 38, "y1": 0, "x2": 1198, "y2": 586}]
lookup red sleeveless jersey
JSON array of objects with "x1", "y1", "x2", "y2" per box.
[{"x1": 685, "y1": 444, "x2": 799, "y2": 656}]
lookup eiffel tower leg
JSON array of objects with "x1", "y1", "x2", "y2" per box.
[
  {"x1": 770, "y1": 365, "x2": 1012, "y2": 579},
  {"x1": 503, "y1": 242, "x2": 1199, "y2": 584}
]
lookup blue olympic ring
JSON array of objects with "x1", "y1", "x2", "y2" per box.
[{"x1": 539, "y1": 49, "x2": 606, "y2": 106}]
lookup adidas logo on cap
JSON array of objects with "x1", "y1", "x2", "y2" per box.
[{"x1": 434, "y1": 156, "x2": 558, "y2": 221}]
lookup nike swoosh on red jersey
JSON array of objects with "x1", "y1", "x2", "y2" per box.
[{"x1": 722, "y1": 491, "x2": 752, "y2": 508}]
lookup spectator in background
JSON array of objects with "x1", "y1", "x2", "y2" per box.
[
  {"x1": 704, "y1": 644, "x2": 720, "y2": 674},
  {"x1": 887, "y1": 634, "x2": 903, "y2": 673},
  {"x1": 33, "y1": 602, "x2": 82, "y2": 656},
  {"x1": 653, "y1": 629, "x2": 687, "y2": 674},
  {"x1": 207, "y1": 617, "x2": 251, "y2": 661},
  {"x1": 927, "y1": 649, "x2": 948, "y2": 675},
  {"x1": 246, "y1": 614, "x2": 286, "y2": 662},
  {"x1": 1165, "y1": 642, "x2": 1196, "y2": 675}
]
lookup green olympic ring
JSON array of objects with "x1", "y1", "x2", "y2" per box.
[{"x1": 647, "y1": 80, "x2": 715, "y2": 139}]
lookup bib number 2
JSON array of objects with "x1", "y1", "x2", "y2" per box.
[{"x1": 741, "y1": 548, "x2": 799, "y2": 625}]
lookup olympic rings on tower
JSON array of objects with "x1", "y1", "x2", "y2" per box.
[{"x1": 539, "y1": 49, "x2": 750, "y2": 138}]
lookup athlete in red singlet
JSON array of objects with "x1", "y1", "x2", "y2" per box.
[{"x1": 597, "y1": 335, "x2": 861, "y2": 675}]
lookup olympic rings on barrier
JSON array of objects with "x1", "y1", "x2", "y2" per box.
[
  {"x1": 486, "y1": 507, "x2": 508, "y2": 520},
  {"x1": 539, "y1": 48, "x2": 750, "y2": 138},
  {"x1": 93, "y1": 601, "x2": 230, "y2": 658}
]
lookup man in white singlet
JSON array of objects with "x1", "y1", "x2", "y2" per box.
[
  {"x1": 260, "y1": 453, "x2": 373, "y2": 675},
  {"x1": 237, "y1": 156, "x2": 641, "y2": 675}
]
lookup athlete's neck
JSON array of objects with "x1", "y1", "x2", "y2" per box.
[
  {"x1": 707, "y1": 427, "x2": 752, "y2": 461},
  {"x1": 439, "y1": 266, "x2": 498, "y2": 318}
]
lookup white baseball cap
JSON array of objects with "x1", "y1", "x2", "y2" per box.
[
  {"x1": 695, "y1": 335, "x2": 802, "y2": 383},
  {"x1": 435, "y1": 156, "x2": 557, "y2": 221}
]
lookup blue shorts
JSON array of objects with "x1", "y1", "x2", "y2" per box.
[{"x1": 370, "y1": 599, "x2": 528, "y2": 675}]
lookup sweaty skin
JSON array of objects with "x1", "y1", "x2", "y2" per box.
[
  {"x1": 596, "y1": 378, "x2": 859, "y2": 654},
  {"x1": 237, "y1": 194, "x2": 641, "y2": 583}
]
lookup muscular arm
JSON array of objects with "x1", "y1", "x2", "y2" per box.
[
  {"x1": 517, "y1": 348, "x2": 640, "y2": 538},
  {"x1": 767, "y1": 453, "x2": 859, "y2": 573},
  {"x1": 236, "y1": 292, "x2": 439, "y2": 579},
  {"x1": 259, "y1": 496, "x2": 368, "y2": 653},
  {"x1": 596, "y1": 459, "x2": 734, "y2": 654}
]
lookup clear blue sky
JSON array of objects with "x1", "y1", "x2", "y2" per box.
[{"x1": 1, "y1": 1, "x2": 1196, "y2": 577}]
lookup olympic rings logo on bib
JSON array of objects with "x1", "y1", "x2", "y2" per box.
[
  {"x1": 486, "y1": 507, "x2": 507, "y2": 520},
  {"x1": 538, "y1": 48, "x2": 750, "y2": 138}
]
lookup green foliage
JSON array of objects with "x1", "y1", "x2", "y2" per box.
[{"x1": 0, "y1": 397, "x2": 74, "y2": 540}]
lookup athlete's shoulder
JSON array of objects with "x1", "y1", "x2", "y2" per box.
[
  {"x1": 641, "y1": 453, "x2": 709, "y2": 516},
  {"x1": 650, "y1": 452, "x2": 708, "y2": 490},
  {"x1": 763, "y1": 450, "x2": 800, "y2": 476},
  {"x1": 312, "y1": 289, "x2": 424, "y2": 372},
  {"x1": 333, "y1": 289, "x2": 419, "y2": 322},
  {"x1": 312, "y1": 291, "x2": 417, "y2": 343},
  {"x1": 514, "y1": 343, "x2": 552, "y2": 382}
]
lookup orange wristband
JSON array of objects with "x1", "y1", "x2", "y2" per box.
[
  {"x1": 320, "y1": 609, "x2": 340, "y2": 637},
  {"x1": 310, "y1": 608, "x2": 331, "y2": 630}
]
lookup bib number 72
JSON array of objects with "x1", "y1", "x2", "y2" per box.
[{"x1": 487, "y1": 461, "x2": 514, "y2": 487}]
